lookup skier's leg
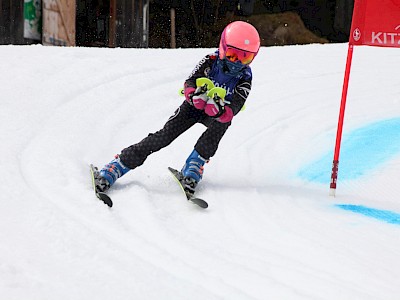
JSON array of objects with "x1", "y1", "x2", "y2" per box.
[
  {"x1": 99, "y1": 102, "x2": 201, "y2": 191},
  {"x1": 195, "y1": 119, "x2": 231, "y2": 159},
  {"x1": 181, "y1": 119, "x2": 231, "y2": 194},
  {"x1": 120, "y1": 102, "x2": 202, "y2": 168}
]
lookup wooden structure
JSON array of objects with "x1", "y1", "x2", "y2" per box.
[
  {"x1": 1, "y1": 0, "x2": 149, "y2": 47},
  {"x1": 45, "y1": 0, "x2": 149, "y2": 47},
  {"x1": 43, "y1": 0, "x2": 76, "y2": 46}
]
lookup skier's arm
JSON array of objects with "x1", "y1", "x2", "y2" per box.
[
  {"x1": 229, "y1": 77, "x2": 252, "y2": 115},
  {"x1": 184, "y1": 54, "x2": 215, "y2": 88},
  {"x1": 204, "y1": 76, "x2": 252, "y2": 123},
  {"x1": 183, "y1": 54, "x2": 216, "y2": 104}
]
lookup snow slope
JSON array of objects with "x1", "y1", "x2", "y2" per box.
[{"x1": 1, "y1": 43, "x2": 399, "y2": 300}]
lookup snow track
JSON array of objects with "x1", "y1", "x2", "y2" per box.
[{"x1": 1, "y1": 44, "x2": 400, "y2": 300}]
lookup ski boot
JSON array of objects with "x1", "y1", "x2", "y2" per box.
[
  {"x1": 181, "y1": 149, "x2": 208, "y2": 195},
  {"x1": 98, "y1": 155, "x2": 131, "y2": 192}
]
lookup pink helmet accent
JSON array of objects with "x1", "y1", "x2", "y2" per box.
[{"x1": 219, "y1": 21, "x2": 260, "y2": 64}]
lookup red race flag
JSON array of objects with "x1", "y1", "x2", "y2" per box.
[
  {"x1": 330, "y1": 0, "x2": 400, "y2": 196},
  {"x1": 350, "y1": 0, "x2": 400, "y2": 47}
]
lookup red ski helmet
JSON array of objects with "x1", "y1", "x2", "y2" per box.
[{"x1": 219, "y1": 21, "x2": 260, "y2": 65}]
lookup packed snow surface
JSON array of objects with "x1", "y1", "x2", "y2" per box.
[{"x1": 1, "y1": 43, "x2": 399, "y2": 299}]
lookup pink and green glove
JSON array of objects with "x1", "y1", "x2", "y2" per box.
[{"x1": 205, "y1": 98, "x2": 234, "y2": 123}]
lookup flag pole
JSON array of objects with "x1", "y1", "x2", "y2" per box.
[{"x1": 330, "y1": 44, "x2": 354, "y2": 197}]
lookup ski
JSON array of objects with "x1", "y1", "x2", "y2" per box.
[
  {"x1": 89, "y1": 164, "x2": 113, "y2": 207},
  {"x1": 168, "y1": 167, "x2": 208, "y2": 209}
]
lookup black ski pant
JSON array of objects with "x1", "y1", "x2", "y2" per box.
[{"x1": 119, "y1": 101, "x2": 231, "y2": 169}]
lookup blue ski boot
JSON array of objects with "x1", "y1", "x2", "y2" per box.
[
  {"x1": 98, "y1": 155, "x2": 131, "y2": 192},
  {"x1": 181, "y1": 149, "x2": 208, "y2": 195}
]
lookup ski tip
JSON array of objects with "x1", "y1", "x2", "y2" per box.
[
  {"x1": 168, "y1": 167, "x2": 181, "y2": 178},
  {"x1": 190, "y1": 198, "x2": 208, "y2": 209},
  {"x1": 97, "y1": 192, "x2": 113, "y2": 207}
]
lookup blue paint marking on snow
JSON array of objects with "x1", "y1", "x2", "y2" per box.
[
  {"x1": 336, "y1": 204, "x2": 400, "y2": 225},
  {"x1": 298, "y1": 118, "x2": 400, "y2": 183}
]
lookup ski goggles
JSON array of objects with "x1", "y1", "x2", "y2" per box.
[{"x1": 224, "y1": 46, "x2": 256, "y2": 65}]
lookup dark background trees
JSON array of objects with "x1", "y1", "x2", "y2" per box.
[
  {"x1": 1, "y1": 0, "x2": 354, "y2": 47},
  {"x1": 149, "y1": 0, "x2": 354, "y2": 48}
]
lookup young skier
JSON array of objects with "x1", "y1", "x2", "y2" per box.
[{"x1": 92, "y1": 21, "x2": 260, "y2": 196}]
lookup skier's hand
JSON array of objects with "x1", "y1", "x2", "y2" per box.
[
  {"x1": 184, "y1": 86, "x2": 196, "y2": 104},
  {"x1": 191, "y1": 86, "x2": 208, "y2": 110},
  {"x1": 205, "y1": 95, "x2": 224, "y2": 117},
  {"x1": 217, "y1": 106, "x2": 233, "y2": 123},
  {"x1": 205, "y1": 98, "x2": 234, "y2": 123}
]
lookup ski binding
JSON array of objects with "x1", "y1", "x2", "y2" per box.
[
  {"x1": 168, "y1": 167, "x2": 208, "y2": 209},
  {"x1": 90, "y1": 164, "x2": 113, "y2": 207}
]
